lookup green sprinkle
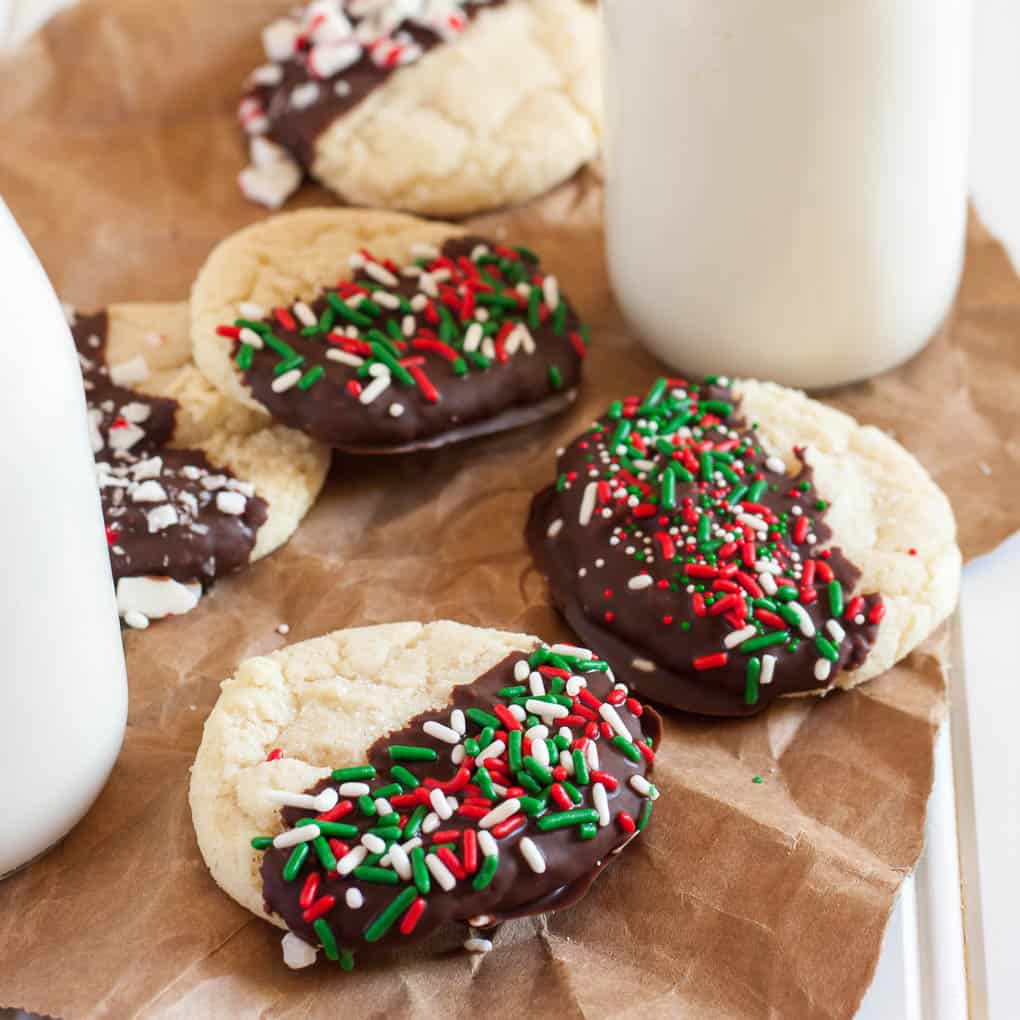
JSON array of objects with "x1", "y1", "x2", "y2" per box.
[
  {"x1": 339, "y1": 949, "x2": 355, "y2": 971},
  {"x1": 473, "y1": 852, "x2": 499, "y2": 891},
  {"x1": 608, "y1": 400, "x2": 624, "y2": 420},
  {"x1": 452, "y1": 357, "x2": 468, "y2": 377},
  {"x1": 638, "y1": 800, "x2": 654, "y2": 831},
  {"x1": 561, "y1": 780, "x2": 583, "y2": 804},
  {"x1": 517, "y1": 773, "x2": 542, "y2": 795},
  {"x1": 389, "y1": 745, "x2": 438, "y2": 762},
  {"x1": 313, "y1": 836, "x2": 337, "y2": 871},
  {"x1": 367, "y1": 827, "x2": 403, "y2": 841},
  {"x1": 274, "y1": 354, "x2": 304, "y2": 376},
  {"x1": 499, "y1": 684, "x2": 527, "y2": 698},
  {"x1": 297, "y1": 365, "x2": 324, "y2": 390},
  {"x1": 463, "y1": 738, "x2": 480, "y2": 757},
  {"x1": 283, "y1": 842, "x2": 309, "y2": 882},
  {"x1": 327, "y1": 291, "x2": 372, "y2": 328},
  {"x1": 262, "y1": 333, "x2": 297, "y2": 358},
  {"x1": 514, "y1": 244, "x2": 539, "y2": 262},
  {"x1": 660, "y1": 468, "x2": 677, "y2": 510},
  {"x1": 478, "y1": 726, "x2": 495, "y2": 750},
  {"x1": 235, "y1": 318, "x2": 270, "y2": 336},
  {"x1": 508, "y1": 729, "x2": 524, "y2": 771},
  {"x1": 236, "y1": 344, "x2": 254, "y2": 371},
  {"x1": 747, "y1": 479, "x2": 768, "y2": 501},
  {"x1": 353, "y1": 866, "x2": 400, "y2": 885},
  {"x1": 827, "y1": 580, "x2": 844, "y2": 617},
  {"x1": 358, "y1": 796, "x2": 376, "y2": 817},
  {"x1": 777, "y1": 603, "x2": 806, "y2": 629},
  {"x1": 775, "y1": 586, "x2": 799, "y2": 602},
  {"x1": 390, "y1": 766, "x2": 420, "y2": 790},
  {"x1": 572, "y1": 749, "x2": 590, "y2": 785},
  {"x1": 728, "y1": 484, "x2": 748, "y2": 506},
  {"x1": 528, "y1": 287, "x2": 542, "y2": 328},
  {"x1": 611, "y1": 736, "x2": 641, "y2": 763},
  {"x1": 548, "y1": 365, "x2": 563, "y2": 391},
  {"x1": 738, "y1": 631, "x2": 790, "y2": 654},
  {"x1": 250, "y1": 836, "x2": 273, "y2": 850},
  {"x1": 364, "y1": 887, "x2": 418, "y2": 943},
  {"x1": 745, "y1": 656, "x2": 761, "y2": 706},
  {"x1": 696, "y1": 513, "x2": 711, "y2": 545},
  {"x1": 699, "y1": 451, "x2": 714, "y2": 481},
  {"x1": 369, "y1": 342, "x2": 415, "y2": 385},
  {"x1": 332, "y1": 765, "x2": 376, "y2": 782},
  {"x1": 467, "y1": 708, "x2": 500, "y2": 729},
  {"x1": 701, "y1": 399, "x2": 733, "y2": 417},
  {"x1": 474, "y1": 767, "x2": 497, "y2": 802},
  {"x1": 579, "y1": 822, "x2": 598, "y2": 841},
  {"x1": 374, "y1": 783, "x2": 401, "y2": 800},
  {"x1": 640, "y1": 378, "x2": 668, "y2": 413},
  {"x1": 314, "y1": 918, "x2": 339, "y2": 961},
  {"x1": 815, "y1": 636, "x2": 840, "y2": 662},
  {"x1": 518, "y1": 795, "x2": 545, "y2": 816},
  {"x1": 552, "y1": 301, "x2": 568, "y2": 336},
  {"x1": 467, "y1": 351, "x2": 492, "y2": 370},
  {"x1": 314, "y1": 820, "x2": 358, "y2": 838},
  {"x1": 403, "y1": 805, "x2": 428, "y2": 840},
  {"x1": 523, "y1": 756, "x2": 553, "y2": 786}
]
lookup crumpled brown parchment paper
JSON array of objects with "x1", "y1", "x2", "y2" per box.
[{"x1": 1, "y1": 1, "x2": 1018, "y2": 1017}]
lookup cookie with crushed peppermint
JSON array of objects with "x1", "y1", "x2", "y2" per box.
[
  {"x1": 190, "y1": 620, "x2": 660, "y2": 970},
  {"x1": 191, "y1": 209, "x2": 588, "y2": 452},
  {"x1": 527, "y1": 376, "x2": 961, "y2": 716},
  {"x1": 73, "y1": 302, "x2": 330, "y2": 627},
  {"x1": 237, "y1": 0, "x2": 601, "y2": 215}
]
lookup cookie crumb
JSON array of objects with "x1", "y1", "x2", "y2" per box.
[
  {"x1": 464, "y1": 937, "x2": 493, "y2": 954},
  {"x1": 124, "y1": 609, "x2": 150, "y2": 630},
  {"x1": 979, "y1": 461, "x2": 992, "y2": 476}
]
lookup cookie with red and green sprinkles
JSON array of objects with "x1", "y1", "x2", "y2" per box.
[
  {"x1": 191, "y1": 209, "x2": 588, "y2": 453},
  {"x1": 189, "y1": 621, "x2": 660, "y2": 969},
  {"x1": 527, "y1": 376, "x2": 961, "y2": 716}
]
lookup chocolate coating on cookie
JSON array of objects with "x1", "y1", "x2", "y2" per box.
[
  {"x1": 256, "y1": 646, "x2": 660, "y2": 965},
  {"x1": 74, "y1": 311, "x2": 268, "y2": 589},
  {"x1": 224, "y1": 236, "x2": 586, "y2": 450},
  {"x1": 526, "y1": 377, "x2": 883, "y2": 717},
  {"x1": 244, "y1": 1, "x2": 506, "y2": 172}
]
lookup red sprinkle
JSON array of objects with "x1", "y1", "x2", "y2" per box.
[
  {"x1": 869, "y1": 600, "x2": 886, "y2": 625},
  {"x1": 590, "y1": 770, "x2": 619, "y2": 791},
  {"x1": 399, "y1": 897, "x2": 427, "y2": 935},
  {"x1": 302, "y1": 895, "x2": 336, "y2": 923},
  {"x1": 265, "y1": 747, "x2": 283, "y2": 762},
  {"x1": 436, "y1": 847, "x2": 466, "y2": 880},
  {"x1": 694, "y1": 652, "x2": 728, "y2": 670},
  {"x1": 274, "y1": 307, "x2": 296, "y2": 331},
  {"x1": 461, "y1": 828, "x2": 478, "y2": 874},
  {"x1": 792, "y1": 516, "x2": 810, "y2": 544},
  {"x1": 618, "y1": 812, "x2": 637, "y2": 834},
  {"x1": 299, "y1": 872, "x2": 320, "y2": 909},
  {"x1": 317, "y1": 800, "x2": 354, "y2": 822},
  {"x1": 491, "y1": 814, "x2": 526, "y2": 838}
]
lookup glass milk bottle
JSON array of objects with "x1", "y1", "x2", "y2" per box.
[
  {"x1": 602, "y1": 0, "x2": 976, "y2": 389},
  {"x1": 0, "y1": 200, "x2": 127, "y2": 877}
]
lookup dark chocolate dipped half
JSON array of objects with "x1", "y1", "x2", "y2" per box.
[
  {"x1": 254, "y1": 644, "x2": 661, "y2": 968},
  {"x1": 73, "y1": 310, "x2": 268, "y2": 622},
  {"x1": 241, "y1": 0, "x2": 507, "y2": 173},
  {"x1": 526, "y1": 376, "x2": 885, "y2": 717},
  {"x1": 220, "y1": 236, "x2": 587, "y2": 451}
]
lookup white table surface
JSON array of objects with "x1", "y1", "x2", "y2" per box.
[{"x1": 2, "y1": 2, "x2": 1017, "y2": 1017}]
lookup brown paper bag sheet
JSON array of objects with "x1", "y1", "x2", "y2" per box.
[{"x1": 0, "y1": 1, "x2": 1016, "y2": 1017}]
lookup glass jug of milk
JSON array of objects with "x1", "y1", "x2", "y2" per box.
[
  {"x1": 0, "y1": 199, "x2": 127, "y2": 877},
  {"x1": 603, "y1": 0, "x2": 975, "y2": 389}
]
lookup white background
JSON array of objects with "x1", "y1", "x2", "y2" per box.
[{"x1": 1, "y1": 1, "x2": 1017, "y2": 1016}]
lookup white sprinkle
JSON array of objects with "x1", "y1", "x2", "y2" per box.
[
  {"x1": 120, "y1": 402, "x2": 152, "y2": 425},
  {"x1": 479, "y1": 798, "x2": 521, "y2": 829},
  {"x1": 599, "y1": 703, "x2": 632, "y2": 740},
  {"x1": 475, "y1": 739, "x2": 506, "y2": 765},
  {"x1": 109, "y1": 354, "x2": 150, "y2": 387},
  {"x1": 276, "y1": 623, "x2": 290, "y2": 635},
  {"x1": 425, "y1": 852, "x2": 458, "y2": 891},
  {"x1": 551, "y1": 644, "x2": 593, "y2": 660},
  {"x1": 585, "y1": 741, "x2": 600, "y2": 770},
  {"x1": 281, "y1": 931, "x2": 317, "y2": 969},
  {"x1": 759, "y1": 573, "x2": 778, "y2": 596},
  {"x1": 411, "y1": 242, "x2": 440, "y2": 259},
  {"x1": 478, "y1": 832, "x2": 499, "y2": 859},
  {"x1": 470, "y1": 244, "x2": 490, "y2": 261},
  {"x1": 359, "y1": 373, "x2": 390, "y2": 404},
  {"x1": 421, "y1": 812, "x2": 440, "y2": 834},
  {"x1": 579, "y1": 482, "x2": 598, "y2": 526},
  {"x1": 525, "y1": 700, "x2": 568, "y2": 721},
  {"x1": 216, "y1": 490, "x2": 247, "y2": 516},
  {"x1": 814, "y1": 659, "x2": 832, "y2": 682},
  {"x1": 519, "y1": 837, "x2": 546, "y2": 874},
  {"x1": 272, "y1": 825, "x2": 319, "y2": 849},
  {"x1": 464, "y1": 937, "x2": 493, "y2": 954},
  {"x1": 529, "y1": 671, "x2": 546, "y2": 696},
  {"x1": 401, "y1": 314, "x2": 416, "y2": 337},
  {"x1": 593, "y1": 783, "x2": 610, "y2": 827},
  {"x1": 417, "y1": 272, "x2": 438, "y2": 298},
  {"x1": 290, "y1": 82, "x2": 320, "y2": 109},
  {"x1": 388, "y1": 403, "x2": 405, "y2": 418},
  {"x1": 463, "y1": 322, "x2": 484, "y2": 352},
  {"x1": 363, "y1": 261, "x2": 398, "y2": 287},
  {"x1": 252, "y1": 63, "x2": 284, "y2": 87},
  {"x1": 761, "y1": 654, "x2": 777, "y2": 685},
  {"x1": 336, "y1": 845, "x2": 367, "y2": 876},
  {"x1": 519, "y1": 325, "x2": 537, "y2": 354},
  {"x1": 631, "y1": 658, "x2": 656, "y2": 673},
  {"x1": 338, "y1": 782, "x2": 370, "y2": 797},
  {"x1": 374, "y1": 797, "x2": 393, "y2": 817},
  {"x1": 724, "y1": 625, "x2": 758, "y2": 649},
  {"x1": 525, "y1": 725, "x2": 549, "y2": 743},
  {"x1": 430, "y1": 787, "x2": 453, "y2": 820},
  {"x1": 345, "y1": 888, "x2": 364, "y2": 909},
  {"x1": 546, "y1": 517, "x2": 564, "y2": 539},
  {"x1": 386, "y1": 843, "x2": 412, "y2": 882},
  {"x1": 373, "y1": 290, "x2": 400, "y2": 310},
  {"x1": 559, "y1": 749, "x2": 574, "y2": 774},
  {"x1": 978, "y1": 461, "x2": 993, "y2": 476},
  {"x1": 424, "y1": 720, "x2": 461, "y2": 745},
  {"x1": 508, "y1": 704, "x2": 527, "y2": 722},
  {"x1": 361, "y1": 833, "x2": 386, "y2": 855},
  {"x1": 542, "y1": 275, "x2": 560, "y2": 310},
  {"x1": 146, "y1": 504, "x2": 178, "y2": 533},
  {"x1": 627, "y1": 574, "x2": 654, "y2": 591},
  {"x1": 788, "y1": 601, "x2": 816, "y2": 637},
  {"x1": 271, "y1": 368, "x2": 302, "y2": 393},
  {"x1": 738, "y1": 512, "x2": 768, "y2": 532},
  {"x1": 124, "y1": 610, "x2": 150, "y2": 630},
  {"x1": 826, "y1": 619, "x2": 846, "y2": 643},
  {"x1": 530, "y1": 739, "x2": 550, "y2": 767},
  {"x1": 766, "y1": 456, "x2": 786, "y2": 474},
  {"x1": 565, "y1": 676, "x2": 586, "y2": 696},
  {"x1": 131, "y1": 480, "x2": 167, "y2": 503},
  {"x1": 450, "y1": 709, "x2": 466, "y2": 735},
  {"x1": 451, "y1": 745, "x2": 466, "y2": 765},
  {"x1": 239, "y1": 301, "x2": 265, "y2": 319},
  {"x1": 514, "y1": 660, "x2": 530, "y2": 682},
  {"x1": 630, "y1": 775, "x2": 653, "y2": 797},
  {"x1": 326, "y1": 349, "x2": 364, "y2": 367},
  {"x1": 293, "y1": 301, "x2": 317, "y2": 327}
]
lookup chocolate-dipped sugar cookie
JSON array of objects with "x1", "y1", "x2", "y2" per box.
[
  {"x1": 73, "y1": 303, "x2": 330, "y2": 627},
  {"x1": 192, "y1": 209, "x2": 588, "y2": 452},
  {"x1": 238, "y1": 0, "x2": 600, "y2": 215},
  {"x1": 527, "y1": 376, "x2": 961, "y2": 716},
  {"x1": 190, "y1": 621, "x2": 660, "y2": 969}
]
